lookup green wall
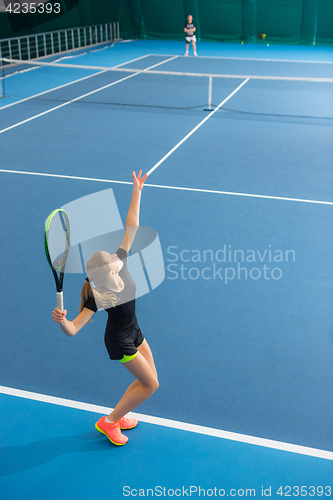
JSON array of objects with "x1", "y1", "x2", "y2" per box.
[{"x1": 1, "y1": 0, "x2": 332, "y2": 45}]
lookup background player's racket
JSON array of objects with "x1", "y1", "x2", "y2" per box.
[{"x1": 45, "y1": 209, "x2": 70, "y2": 311}]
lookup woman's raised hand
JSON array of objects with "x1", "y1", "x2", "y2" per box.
[{"x1": 132, "y1": 170, "x2": 148, "y2": 191}]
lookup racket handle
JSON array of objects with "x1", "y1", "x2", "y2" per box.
[{"x1": 57, "y1": 291, "x2": 64, "y2": 312}]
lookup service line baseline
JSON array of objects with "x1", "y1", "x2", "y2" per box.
[{"x1": 0, "y1": 169, "x2": 332, "y2": 206}]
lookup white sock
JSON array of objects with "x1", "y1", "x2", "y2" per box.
[{"x1": 105, "y1": 416, "x2": 115, "y2": 423}]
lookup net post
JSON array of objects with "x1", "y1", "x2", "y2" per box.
[
  {"x1": 208, "y1": 75, "x2": 212, "y2": 110},
  {"x1": 114, "y1": 22, "x2": 116, "y2": 40},
  {"x1": 110, "y1": 23, "x2": 113, "y2": 41},
  {"x1": 117, "y1": 22, "x2": 120, "y2": 40}
]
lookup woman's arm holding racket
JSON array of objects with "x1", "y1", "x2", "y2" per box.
[
  {"x1": 52, "y1": 307, "x2": 94, "y2": 337},
  {"x1": 120, "y1": 170, "x2": 148, "y2": 253}
]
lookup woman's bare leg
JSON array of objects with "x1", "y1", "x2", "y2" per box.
[
  {"x1": 111, "y1": 340, "x2": 157, "y2": 401},
  {"x1": 107, "y1": 341, "x2": 158, "y2": 422}
]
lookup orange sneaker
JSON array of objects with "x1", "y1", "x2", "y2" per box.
[
  {"x1": 95, "y1": 417, "x2": 128, "y2": 446},
  {"x1": 119, "y1": 416, "x2": 138, "y2": 430}
]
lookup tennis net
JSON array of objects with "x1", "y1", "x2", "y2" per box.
[{"x1": 1, "y1": 57, "x2": 333, "y2": 121}]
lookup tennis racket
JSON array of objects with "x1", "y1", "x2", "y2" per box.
[{"x1": 45, "y1": 209, "x2": 70, "y2": 311}]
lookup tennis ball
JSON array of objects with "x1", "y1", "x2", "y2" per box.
[
  {"x1": 267, "y1": 43, "x2": 269, "y2": 46},
  {"x1": 241, "y1": 41, "x2": 243, "y2": 44}
]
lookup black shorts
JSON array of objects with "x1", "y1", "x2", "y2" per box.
[{"x1": 104, "y1": 323, "x2": 145, "y2": 363}]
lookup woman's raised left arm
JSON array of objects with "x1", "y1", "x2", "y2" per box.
[{"x1": 120, "y1": 170, "x2": 148, "y2": 252}]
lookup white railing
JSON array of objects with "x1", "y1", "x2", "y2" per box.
[{"x1": 0, "y1": 22, "x2": 120, "y2": 60}]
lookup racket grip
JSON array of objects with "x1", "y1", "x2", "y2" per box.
[{"x1": 57, "y1": 291, "x2": 64, "y2": 312}]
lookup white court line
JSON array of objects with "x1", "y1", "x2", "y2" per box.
[
  {"x1": 0, "y1": 75, "x2": 134, "y2": 133},
  {"x1": 115, "y1": 54, "x2": 178, "y2": 69},
  {"x1": 0, "y1": 69, "x2": 109, "y2": 111},
  {"x1": 113, "y1": 53, "x2": 151, "y2": 68},
  {"x1": 142, "y1": 55, "x2": 178, "y2": 70},
  {"x1": 146, "y1": 78, "x2": 249, "y2": 177},
  {"x1": 0, "y1": 385, "x2": 332, "y2": 461},
  {"x1": 1, "y1": 169, "x2": 332, "y2": 206},
  {"x1": 151, "y1": 52, "x2": 333, "y2": 65},
  {"x1": 0, "y1": 57, "x2": 178, "y2": 134},
  {"x1": 0, "y1": 53, "x2": 153, "y2": 111}
]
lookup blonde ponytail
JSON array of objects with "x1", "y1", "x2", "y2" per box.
[
  {"x1": 80, "y1": 280, "x2": 94, "y2": 319},
  {"x1": 80, "y1": 279, "x2": 119, "y2": 317}
]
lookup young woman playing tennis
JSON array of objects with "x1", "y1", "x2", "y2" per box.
[{"x1": 52, "y1": 171, "x2": 159, "y2": 446}]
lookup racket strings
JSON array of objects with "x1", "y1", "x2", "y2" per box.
[{"x1": 46, "y1": 212, "x2": 69, "y2": 269}]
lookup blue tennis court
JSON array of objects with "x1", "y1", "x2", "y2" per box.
[{"x1": 1, "y1": 39, "x2": 333, "y2": 498}]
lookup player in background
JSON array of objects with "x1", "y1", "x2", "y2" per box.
[{"x1": 184, "y1": 15, "x2": 197, "y2": 56}]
